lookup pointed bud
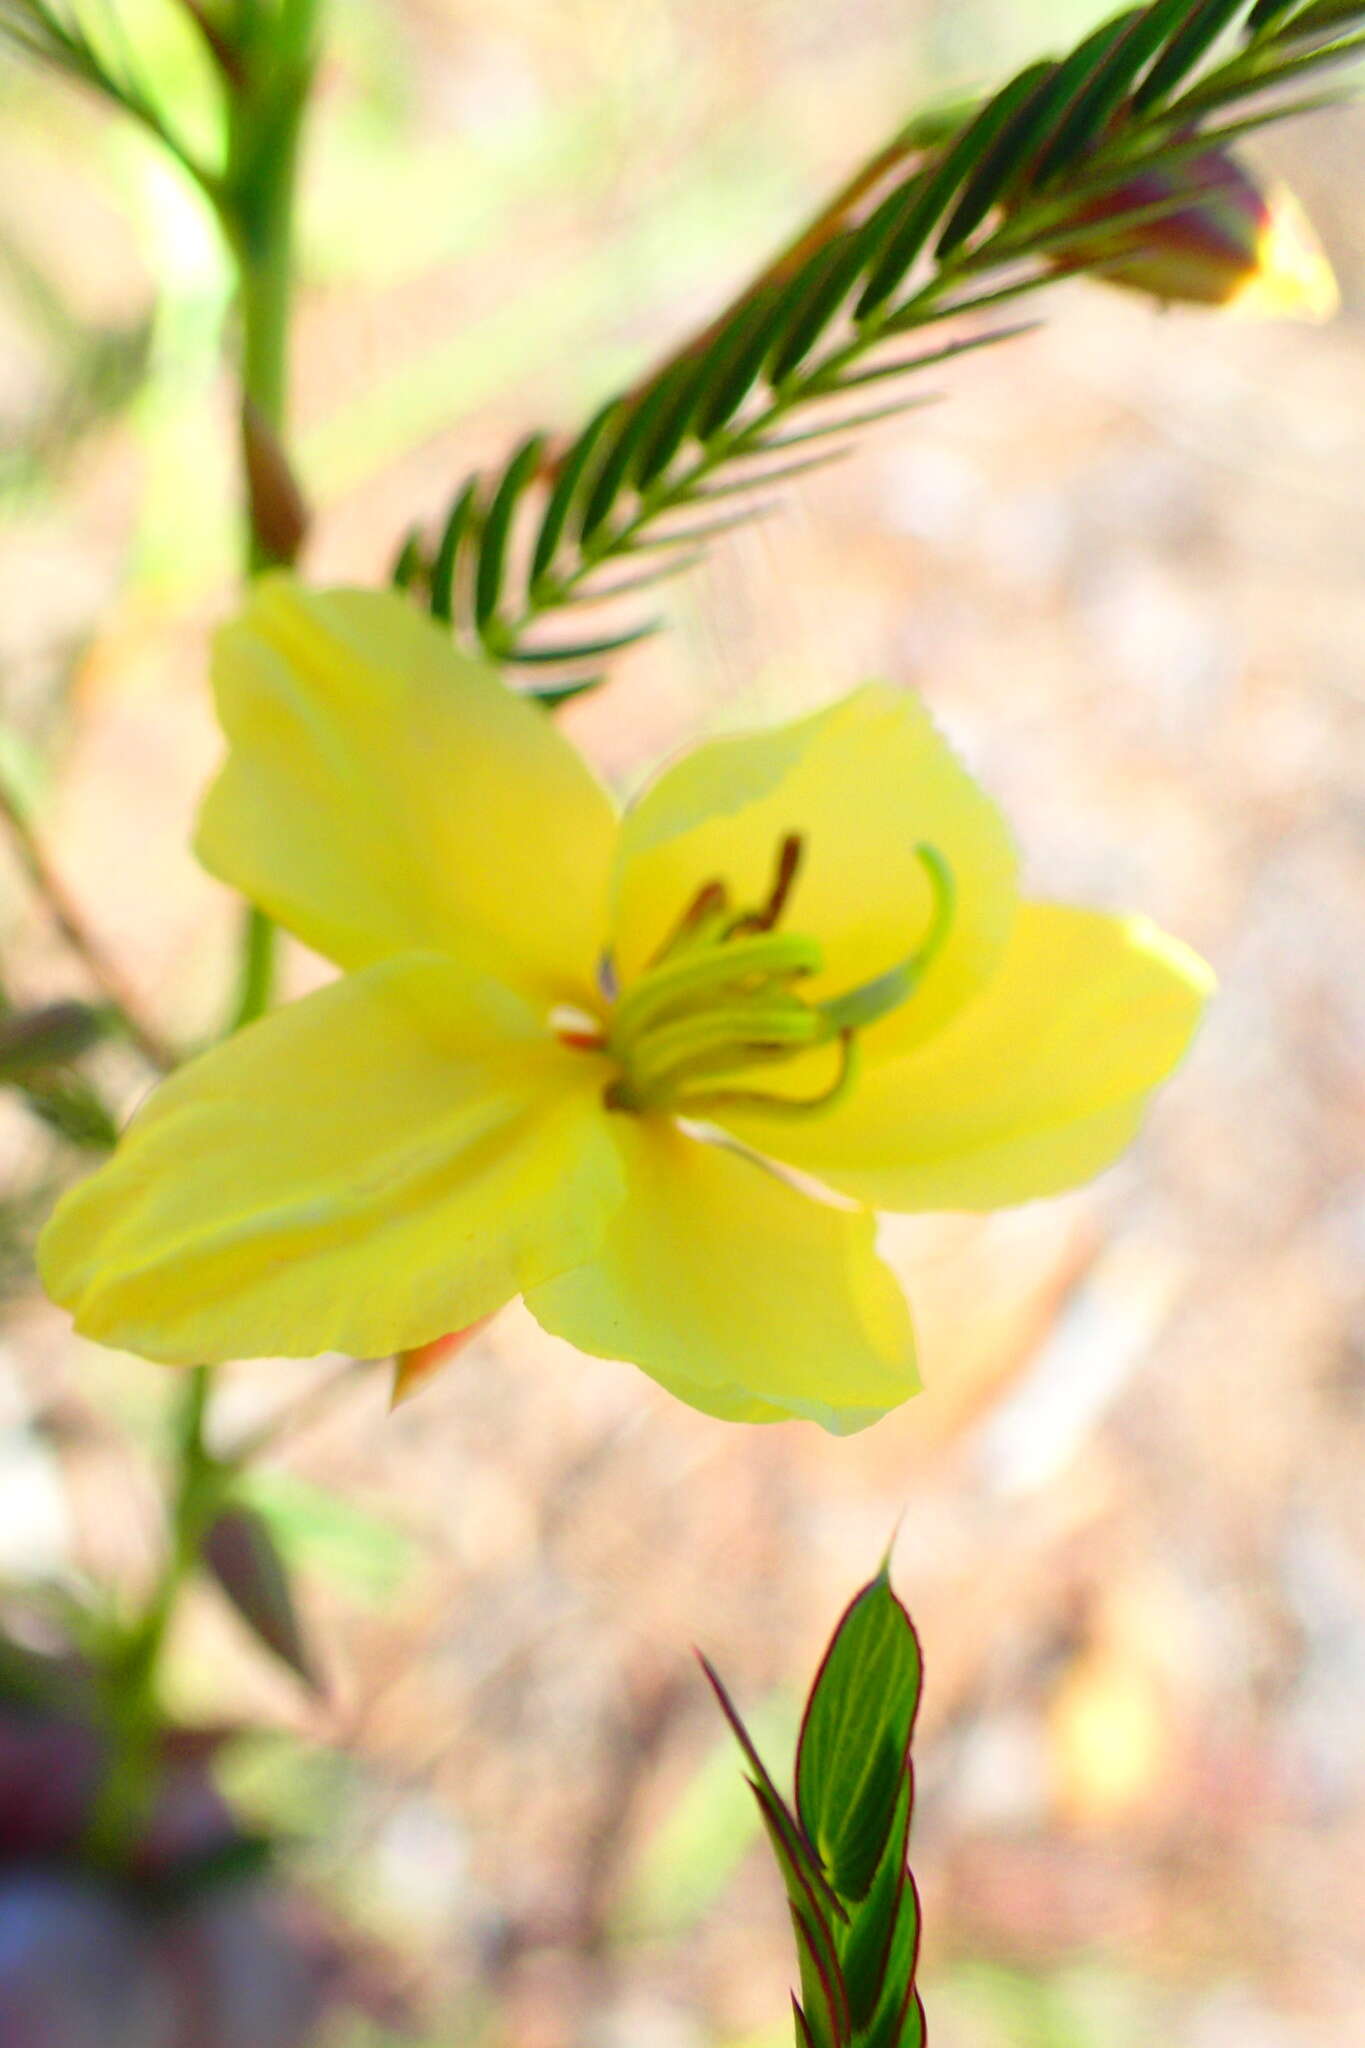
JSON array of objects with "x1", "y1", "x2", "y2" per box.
[
  {"x1": 242, "y1": 400, "x2": 310, "y2": 567},
  {"x1": 1059, "y1": 149, "x2": 1339, "y2": 321},
  {"x1": 392, "y1": 1317, "x2": 494, "y2": 1405},
  {"x1": 202, "y1": 1504, "x2": 323, "y2": 1694},
  {"x1": 0, "y1": 1001, "x2": 108, "y2": 1081}
]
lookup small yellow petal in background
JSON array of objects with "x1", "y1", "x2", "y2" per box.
[
  {"x1": 717, "y1": 904, "x2": 1213, "y2": 1212},
  {"x1": 199, "y1": 580, "x2": 617, "y2": 1004},
  {"x1": 611, "y1": 685, "x2": 1017, "y2": 1058},
  {"x1": 39, "y1": 954, "x2": 625, "y2": 1365},
  {"x1": 1230, "y1": 182, "x2": 1340, "y2": 324},
  {"x1": 525, "y1": 1118, "x2": 918, "y2": 1434}
]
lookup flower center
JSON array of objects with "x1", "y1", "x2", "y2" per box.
[{"x1": 587, "y1": 833, "x2": 954, "y2": 1118}]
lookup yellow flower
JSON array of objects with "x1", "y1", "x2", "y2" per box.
[{"x1": 39, "y1": 580, "x2": 1212, "y2": 1433}]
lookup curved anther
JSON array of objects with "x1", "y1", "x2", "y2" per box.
[{"x1": 725, "y1": 831, "x2": 804, "y2": 937}]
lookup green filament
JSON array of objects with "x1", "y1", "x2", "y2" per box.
[{"x1": 603, "y1": 836, "x2": 954, "y2": 1118}]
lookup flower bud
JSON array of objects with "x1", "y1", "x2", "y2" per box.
[
  {"x1": 0, "y1": 1003, "x2": 108, "y2": 1082},
  {"x1": 1057, "y1": 148, "x2": 1339, "y2": 320},
  {"x1": 393, "y1": 1317, "x2": 493, "y2": 1405}
]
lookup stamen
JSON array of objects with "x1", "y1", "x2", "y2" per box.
[
  {"x1": 609, "y1": 930, "x2": 824, "y2": 1047},
  {"x1": 726, "y1": 832, "x2": 804, "y2": 937},
  {"x1": 677, "y1": 1030, "x2": 861, "y2": 1121},
  {"x1": 627, "y1": 1001, "x2": 824, "y2": 1095},
  {"x1": 818, "y1": 844, "x2": 955, "y2": 1035},
  {"x1": 646, "y1": 879, "x2": 732, "y2": 968},
  {"x1": 598, "y1": 835, "x2": 955, "y2": 1122}
]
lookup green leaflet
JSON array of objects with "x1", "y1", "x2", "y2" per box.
[
  {"x1": 429, "y1": 477, "x2": 480, "y2": 624},
  {"x1": 1135, "y1": 0, "x2": 1258, "y2": 108},
  {"x1": 530, "y1": 397, "x2": 625, "y2": 589},
  {"x1": 705, "y1": 1565, "x2": 925, "y2": 2048},
  {"x1": 475, "y1": 432, "x2": 547, "y2": 635},
  {"x1": 402, "y1": 0, "x2": 1360, "y2": 683}
]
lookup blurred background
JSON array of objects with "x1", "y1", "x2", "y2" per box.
[{"x1": 2, "y1": 1, "x2": 1364, "y2": 2043}]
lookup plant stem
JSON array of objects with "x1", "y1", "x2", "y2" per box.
[
  {"x1": 85, "y1": 1367, "x2": 221, "y2": 1866},
  {"x1": 224, "y1": 0, "x2": 318, "y2": 1029},
  {"x1": 87, "y1": 7, "x2": 320, "y2": 1862},
  {"x1": 0, "y1": 782, "x2": 177, "y2": 1072}
]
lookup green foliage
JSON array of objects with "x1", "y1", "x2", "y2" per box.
[
  {"x1": 0, "y1": 983, "x2": 117, "y2": 1150},
  {"x1": 0, "y1": 0, "x2": 227, "y2": 193},
  {"x1": 705, "y1": 1566, "x2": 925, "y2": 2048},
  {"x1": 398, "y1": 0, "x2": 1363, "y2": 702}
]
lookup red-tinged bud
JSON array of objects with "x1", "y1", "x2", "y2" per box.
[
  {"x1": 0, "y1": 1003, "x2": 108, "y2": 1082},
  {"x1": 1056, "y1": 150, "x2": 1339, "y2": 321},
  {"x1": 242, "y1": 399, "x2": 310, "y2": 567},
  {"x1": 392, "y1": 1317, "x2": 494, "y2": 1406}
]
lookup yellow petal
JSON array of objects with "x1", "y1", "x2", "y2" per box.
[
  {"x1": 39, "y1": 955, "x2": 625, "y2": 1364},
  {"x1": 1230, "y1": 181, "x2": 1340, "y2": 323},
  {"x1": 715, "y1": 905, "x2": 1213, "y2": 1211},
  {"x1": 611, "y1": 685, "x2": 1017, "y2": 1059},
  {"x1": 525, "y1": 1119, "x2": 918, "y2": 1433},
  {"x1": 198, "y1": 579, "x2": 617, "y2": 1004}
]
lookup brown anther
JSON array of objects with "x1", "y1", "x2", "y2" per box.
[
  {"x1": 728, "y1": 832, "x2": 804, "y2": 937},
  {"x1": 647, "y1": 879, "x2": 731, "y2": 966}
]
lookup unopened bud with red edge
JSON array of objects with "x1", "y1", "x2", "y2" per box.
[
  {"x1": 392, "y1": 1317, "x2": 494, "y2": 1405},
  {"x1": 1055, "y1": 148, "x2": 1339, "y2": 321}
]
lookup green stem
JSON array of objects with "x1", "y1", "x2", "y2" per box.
[
  {"x1": 86, "y1": 1368, "x2": 221, "y2": 1867},
  {"x1": 224, "y1": 0, "x2": 319, "y2": 1028},
  {"x1": 87, "y1": 5, "x2": 321, "y2": 1861}
]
